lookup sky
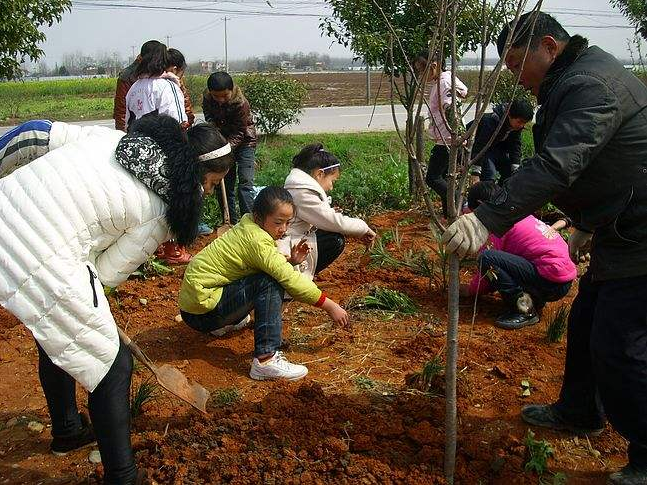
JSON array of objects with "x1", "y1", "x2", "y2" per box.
[{"x1": 35, "y1": 0, "x2": 641, "y2": 67}]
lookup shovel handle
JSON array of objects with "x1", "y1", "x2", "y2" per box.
[
  {"x1": 220, "y1": 179, "x2": 231, "y2": 226},
  {"x1": 116, "y1": 327, "x2": 156, "y2": 372}
]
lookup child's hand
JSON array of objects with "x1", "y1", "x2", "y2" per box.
[
  {"x1": 289, "y1": 239, "x2": 311, "y2": 265},
  {"x1": 322, "y1": 299, "x2": 350, "y2": 328},
  {"x1": 360, "y1": 228, "x2": 376, "y2": 246}
]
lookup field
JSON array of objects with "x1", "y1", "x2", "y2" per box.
[
  {"x1": 0, "y1": 132, "x2": 628, "y2": 484},
  {"x1": 0, "y1": 71, "x2": 481, "y2": 125}
]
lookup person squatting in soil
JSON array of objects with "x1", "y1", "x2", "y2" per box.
[
  {"x1": 442, "y1": 12, "x2": 647, "y2": 485},
  {"x1": 0, "y1": 114, "x2": 232, "y2": 485},
  {"x1": 421, "y1": 53, "x2": 468, "y2": 218},
  {"x1": 467, "y1": 99, "x2": 535, "y2": 184},
  {"x1": 179, "y1": 187, "x2": 350, "y2": 381},
  {"x1": 277, "y1": 143, "x2": 376, "y2": 280},
  {"x1": 202, "y1": 71, "x2": 257, "y2": 225},
  {"x1": 462, "y1": 181, "x2": 576, "y2": 330}
]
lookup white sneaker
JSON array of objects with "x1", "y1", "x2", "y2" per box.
[
  {"x1": 210, "y1": 314, "x2": 251, "y2": 337},
  {"x1": 249, "y1": 351, "x2": 308, "y2": 381}
]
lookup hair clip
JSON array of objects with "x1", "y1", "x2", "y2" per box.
[
  {"x1": 197, "y1": 143, "x2": 232, "y2": 162},
  {"x1": 320, "y1": 163, "x2": 340, "y2": 172}
]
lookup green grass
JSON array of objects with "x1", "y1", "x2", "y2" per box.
[
  {"x1": 255, "y1": 132, "x2": 411, "y2": 217},
  {"x1": 0, "y1": 75, "x2": 209, "y2": 123},
  {"x1": 211, "y1": 388, "x2": 242, "y2": 407},
  {"x1": 349, "y1": 286, "x2": 419, "y2": 315},
  {"x1": 545, "y1": 306, "x2": 569, "y2": 343}
]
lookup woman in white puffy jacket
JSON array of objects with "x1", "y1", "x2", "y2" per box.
[
  {"x1": 279, "y1": 144, "x2": 376, "y2": 280},
  {"x1": 0, "y1": 115, "x2": 232, "y2": 485}
]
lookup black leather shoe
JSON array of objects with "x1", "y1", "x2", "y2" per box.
[
  {"x1": 495, "y1": 311, "x2": 539, "y2": 330},
  {"x1": 51, "y1": 413, "x2": 97, "y2": 456},
  {"x1": 522, "y1": 404, "x2": 604, "y2": 436},
  {"x1": 608, "y1": 465, "x2": 647, "y2": 485}
]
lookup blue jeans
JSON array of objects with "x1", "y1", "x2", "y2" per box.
[
  {"x1": 478, "y1": 249, "x2": 571, "y2": 307},
  {"x1": 181, "y1": 273, "x2": 284, "y2": 357},
  {"x1": 479, "y1": 146, "x2": 513, "y2": 184},
  {"x1": 221, "y1": 145, "x2": 255, "y2": 224}
]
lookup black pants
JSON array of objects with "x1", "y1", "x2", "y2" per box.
[
  {"x1": 553, "y1": 272, "x2": 647, "y2": 469},
  {"x1": 479, "y1": 249, "x2": 571, "y2": 308},
  {"x1": 479, "y1": 146, "x2": 514, "y2": 185},
  {"x1": 315, "y1": 231, "x2": 345, "y2": 274},
  {"x1": 37, "y1": 339, "x2": 137, "y2": 484},
  {"x1": 425, "y1": 144, "x2": 459, "y2": 218}
]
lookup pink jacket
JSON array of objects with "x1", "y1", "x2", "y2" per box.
[
  {"x1": 468, "y1": 215, "x2": 577, "y2": 295},
  {"x1": 428, "y1": 71, "x2": 468, "y2": 145}
]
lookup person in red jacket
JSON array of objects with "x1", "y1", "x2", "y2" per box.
[{"x1": 202, "y1": 71, "x2": 257, "y2": 224}]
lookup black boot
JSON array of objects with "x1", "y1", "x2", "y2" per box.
[
  {"x1": 51, "y1": 413, "x2": 96, "y2": 456},
  {"x1": 522, "y1": 404, "x2": 604, "y2": 436},
  {"x1": 608, "y1": 465, "x2": 647, "y2": 485},
  {"x1": 495, "y1": 292, "x2": 540, "y2": 330}
]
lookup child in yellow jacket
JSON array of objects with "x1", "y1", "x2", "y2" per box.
[{"x1": 179, "y1": 186, "x2": 348, "y2": 381}]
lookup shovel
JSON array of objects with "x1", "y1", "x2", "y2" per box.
[
  {"x1": 117, "y1": 327, "x2": 210, "y2": 413},
  {"x1": 217, "y1": 179, "x2": 233, "y2": 237}
]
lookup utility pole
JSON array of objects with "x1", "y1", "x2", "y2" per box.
[
  {"x1": 166, "y1": 35, "x2": 171, "y2": 48},
  {"x1": 224, "y1": 17, "x2": 229, "y2": 72}
]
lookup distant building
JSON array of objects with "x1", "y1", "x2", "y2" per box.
[
  {"x1": 200, "y1": 60, "x2": 214, "y2": 73},
  {"x1": 314, "y1": 62, "x2": 326, "y2": 71},
  {"x1": 82, "y1": 65, "x2": 99, "y2": 76},
  {"x1": 280, "y1": 60, "x2": 295, "y2": 71}
]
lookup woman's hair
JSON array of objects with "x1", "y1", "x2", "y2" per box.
[
  {"x1": 252, "y1": 187, "x2": 295, "y2": 222},
  {"x1": 128, "y1": 116, "x2": 232, "y2": 246},
  {"x1": 167, "y1": 48, "x2": 187, "y2": 71},
  {"x1": 187, "y1": 123, "x2": 233, "y2": 177},
  {"x1": 467, "y1": 181, "x2": 503, "y2": 210},
  {"x1": 135, "y1": 42, "x2": 168, "y2": 78},
  {"x1": 207, "y1": 71, "x2": 234, "y2": 91},
  {"x1": 140, "y1": 40, "x2": 164, "y2": 58},
  {"x1": 292, "y1": 143, "x2": 341, "y2": 175}
]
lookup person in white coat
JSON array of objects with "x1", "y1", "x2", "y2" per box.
[
  {"x1": 0, "y1": 115, "x2": 232, "y2": 485},
  {"x1": 279, "y1": 144, "x2": 376, "y2": 279},
  {"x1": 125, "y1": 41, "x2": 188, "y2": 130}
]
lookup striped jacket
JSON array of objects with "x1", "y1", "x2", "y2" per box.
[{"x1": 125, "y1": 76, "x2": 187, "y2": 129}]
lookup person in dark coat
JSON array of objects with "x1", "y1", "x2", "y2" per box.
[
  {"x1": 468, "y1": 99, "x2": 534, "y2": 184},
  {"x1": 442, "y1": 12, "x2": 647, "y2": 485},
  {"x1": 202, "y1": 71, "x2": 257, "y2": 225}
]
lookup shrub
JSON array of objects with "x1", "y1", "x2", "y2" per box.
[
  {"x1": 491, "y1": 69, "x2": 536, "y2": 108},
  {"x1": 545, "y1": 305, "x2": 569, "y2": 343},
  {"x1": 238, "y1": 73, "x2": 307, "y2": 135}
]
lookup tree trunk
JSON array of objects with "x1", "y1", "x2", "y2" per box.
[{"x1": 444, "y1": 254, "x2": 460, "y2": 484}]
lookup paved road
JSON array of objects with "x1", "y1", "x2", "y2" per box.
[{"x1": 0, "y1": 104, "x2": 482, "y2": 136}]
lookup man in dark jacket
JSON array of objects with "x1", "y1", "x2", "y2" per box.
[
  {"x1": 202, "y1": 71, "x2": 257, "y2": 224},
  {"x1": 468, "y1": 99, "x2": 534, "y2": 184},
  {"x1": 442, "y1": 12, "x2": 647, "y2": 484}
]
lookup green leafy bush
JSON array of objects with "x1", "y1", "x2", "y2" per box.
[
  {"x1": 491, "y1": 70, "x2": 536, "y2": 108},
  {"x1": 238, "y1": 73, "x2": 307, "y2": 135}
]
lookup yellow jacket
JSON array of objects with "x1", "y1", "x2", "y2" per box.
[{"x1": 179, "y1": 213, "x2": 324, "y2": 314}]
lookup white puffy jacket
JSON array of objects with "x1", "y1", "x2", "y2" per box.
[
  {"x1": 0, "y1": 122, "x2": 169, "y2": 391},
  {"x1": 279, "y1": 168, "x2": 370, "y2": 279}
]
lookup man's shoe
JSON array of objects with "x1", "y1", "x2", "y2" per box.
[
  {"x1": 155, "y1": 242, "x2": 191, "y2": 265},
  {"x1": 249, "y1": 351, "x2": 308, "y2": 381},
  {"x1": 210, "y1": 315, "x2": 251, "y2": 337},
  {"x1": 51, "y1": 414, "x2": 97, "y2": 456},
  {"x1": 197, "y1": 222, "x2": 213, "y2": 236},
  {"x1": 521, "y1": 404, "x2": 604, "y2": 436},
  {"x1": 495, "y1": 311, "x2": 539, "y2": 329},
  {"x1": 608, "y1": 465, "x2": 647, "y2": 485}
]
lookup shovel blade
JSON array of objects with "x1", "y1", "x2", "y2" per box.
[{"x1": 155, "y1": 365, "x2": 210, "y2": 413}]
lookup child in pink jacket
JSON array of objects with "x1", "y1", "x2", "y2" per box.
[{"x1": 464, "y1": 182, "x2": 577, "y2": 330}]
